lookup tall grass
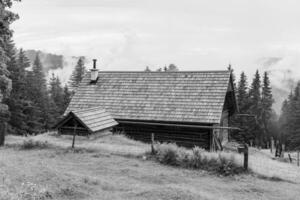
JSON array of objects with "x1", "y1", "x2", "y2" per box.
[
  {"x1": 19, "y1": 139, "x2": 50, "y2": 150},
  {"x1": 152, "y1": 143, "x2": 244, "y2": 175}
]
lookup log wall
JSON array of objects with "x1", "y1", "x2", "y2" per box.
[{"x1": 115, "y1": 122, "x2": 211, "y2": 149}]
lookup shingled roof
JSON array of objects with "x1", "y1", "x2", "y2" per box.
[
  {"x1": 58, "y1": 107, "x2": 118, "y2": 133},
  {"x1": 66, "y1": 71, "x2": 236, "y2": 124}
]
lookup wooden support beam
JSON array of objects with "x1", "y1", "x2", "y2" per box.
[
  {"x1": 72, "y1": 121, "x2": 78, "y2": 148},
  {"x1": 118, "y1": 120, "x2": 240, "y2": 131}
]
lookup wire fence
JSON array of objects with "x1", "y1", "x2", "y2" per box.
[{"x1": 247, "y1": 148, "x2": 300, "y2": 183}]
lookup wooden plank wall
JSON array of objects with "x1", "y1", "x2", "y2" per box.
[
  {"x1": 115, "y1": 123, "x2": 211, "y2": 149},
  {"x1": 58, "y1": 117, "x2": 90, "y2": 136}
]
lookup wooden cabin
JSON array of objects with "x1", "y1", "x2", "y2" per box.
[
  {"x1": 65, "y1": 67, "x2": 237, "y2": 150},
  {"x1": 55, "y1": 107, "x2": 118, "y2": 136}
]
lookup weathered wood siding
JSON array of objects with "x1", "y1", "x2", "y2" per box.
[
  {"x1": 115, "y1": 122, "x2": 211, "y2": 149},
  {"x1": 220, "y1": 110, "x2": 229, "y2": 144},
  {"x1": 58, "y1": 118, "x2": 89, "y2": 136}
]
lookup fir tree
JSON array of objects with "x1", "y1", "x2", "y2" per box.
[
  {"x1": 248, "y1": 70, "x2": 263, "y2": 146},
  {"x1": 63, "y1": 85, "x2": 72, "y2": 113},
  {"x1": 0, "y1": 0, "x2": 19, "y2": 145},
  {"x1": 261, "y1": 72, "x2": 274, "y2": 142},
  {"x1": 167, "y1": 64, "x2": 179, "y2": 71},
  {"x1": 288, "y1": 83, "x2": 300, "y2": 149},
  {"x1": 279, "y1": 97, "x2": 292, "y2": 146},
  {"x1": 228, "y1": 64, "x2": 237, "y2": 91},
  {"x1": 144, "y1": 66, "x2": 151, "y2": 72},
  {"x1": 27, "y1": 54, "x2": 52, "y2": 131},
  {"x1": 5, "y1": 47, "x2": 31, "y2": 134},
  {"x1": 69, "y1": 57, "x2": 85, "y2": 89},
  {"x1": 237, "y1": 72, "x2": 249, "y2": 112},
  {"x1": 49, "y1": 73, "x2": 64, "y2": 114},
  {"x1": 24, "y1": 71, "x2": 43, "y2": 133},
  {"x1": 231, "y1": 71, "x2": 256, "y2": 144}
]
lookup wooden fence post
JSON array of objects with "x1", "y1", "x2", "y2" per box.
[
  {"x1": 288, "y1": 154, "x2": 292, "y2": 163},
  {"x1": 151, "y1": 133, "x2": 155, "y2": 154},
  {"x1": 0, "y1": 122, "x2": 7, "y2": 146},
  {"x1": 281, "y1": 144, "x2": 285, "y2": 158},
  {"x1": 244, "y1": 144, "x2": 249, "y2": 170},
  {"x1": 72, "y1": 121, "x2": 77, "y2": 149},
  {"x1": 270, "y1": 137, "x2": 274, "y2": 153}
]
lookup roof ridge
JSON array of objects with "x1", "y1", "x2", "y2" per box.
[
  {"x1": 73, "y1": 106, "x2": 106, "y2": 114},
  {"x1": 92, "y1": 70, "x2": 230, "y2": 73}
]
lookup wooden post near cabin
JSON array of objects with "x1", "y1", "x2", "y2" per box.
[
  {"x1": 297, "y1": 151, "x2": 299, "y2": 167},
  {"x1": 0, "y1": 122, "x2": 7, "y2": 146},
  {"x1": 151, "y1": 133, "x2": 155, "y2": 154},
  {"x1": 238, "y1": 144, "x2": 249, "y2": 170},
  {"x1": 281, "y1": 144, "x2": 285, "y2": 158},
  {"x1": 72, "y1": 121, "x2": 78, "y2": 148},
  {"x1": 244, "y1": 144, "x2": 249, "y2": 170},
  {"x1": 288, "y1": 154, "x2": 292, "y2": 163},
  {"x1": 270, "y1": 137, "x2": 274, "y2": 153}
]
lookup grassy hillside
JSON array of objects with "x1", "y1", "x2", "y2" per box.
[{"x1": 1, "y1": 133, "x2": 300, "y2": 200}]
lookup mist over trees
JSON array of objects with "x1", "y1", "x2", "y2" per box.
[
  {"x1": 230, "y1": 70, "x2": 276, "y2": 148},
  {"x1": 69, "y1": 57, "x2": 85, "y2": 89},
  {"x1": 5, "y1": 52, "x2": 72, "y2": 135},
  {"x1": 279, "y1": 82, "x2": 300, "y2": 150},
  {"x1": 0, "y1": 0, "x2": 74, "y2": 138},
  {"x1": 1, "y1": 1, "x2": 299, "y2": 151}
]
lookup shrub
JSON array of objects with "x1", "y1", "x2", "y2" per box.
[
  {"x1": 20, "y1": 139, "x2": 49, "y2": 150},
  {"x1": 190, "y1": 147, "x2": 205, "y2": 168},
  {"x1": 156, "y1": 143, "x2": 181, "y2": 166},
  {"x1": 218, "y1": 153, "x2": 243, "y2": 175},
  {"x1": 152, "y1": 143, "x2": 244, "y2": 175}
]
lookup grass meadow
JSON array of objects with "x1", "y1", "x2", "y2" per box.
[{"x1": 1, "y1": 133, "x2": 300, "y2": 200}]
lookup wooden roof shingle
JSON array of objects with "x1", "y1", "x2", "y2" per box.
[
  {"x1": 66, "y1": 71, "x2": 234, "y2": 124},
  {"x1": 60, "y1": 107, "x2": 118, "y2": 133}
]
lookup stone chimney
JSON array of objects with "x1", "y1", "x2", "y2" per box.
[{"x1": 90, "y1": 59, "x2": 99, "y2": 83}]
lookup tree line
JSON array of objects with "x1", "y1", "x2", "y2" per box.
[
  {"x1": 230, "y1": 69, "x2": 276, "y2": 148},
  {"x1": 3, "y1": 45, "x2": 85, "y2": 136},
  {"x1": 0, "y1": 1, "x2": 86, "y2": 141},
  {"x1": 1, "y1": 0, "x2": 299, "y2": 150},
  {"x1": 232, "y1": 68, "x2": 300, "y2": 150},
  {"x1": 279, "y1": 82, "x2": 300, "y2": 150}
]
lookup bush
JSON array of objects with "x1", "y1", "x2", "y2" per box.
[
  {"x1": 20, "y1": 139, "x2": 49, "y2": 150},
  {"x1": 152, "y1": 143, "x2": 244, "y2": 175},
  {"x1": 156, "y1": 143, "x2": 181, "y2": 166}
]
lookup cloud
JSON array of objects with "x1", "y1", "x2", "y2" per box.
[{"x1": 10, "y1": 0, "x2": 300, "y2": 113}]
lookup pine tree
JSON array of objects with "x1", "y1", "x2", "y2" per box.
[
  {"x1": 49, "y1": 73, "x2": 64, "y2": 114},
  {"x1": 5, "y1": 47, "x2": 31, "y2": 135},
  {"x1": 69, "y1": 57, "x2": 85, "y2": 89},
  {"x1": 237, "y1": 72, "x2": 249, "y2": 112},
  {"x1": 288, "y1": 82, "x2": 300, "y2": 149},
  {"x1": 248, "y1": 70, "x2": 263, "y2": 146},
  {"x1": 261, "y1": 72, "x2": 274, "y2": 143},
  {"x1": 167, "y1": 64, "x2": 179, "y2": 71},
  {"x1": 279, "y1": 97, "x2": 292, "y2": 146},
  {"x1": 26, "y1": 54, "x2": 52, "y2": 131},
  {"x1": 63, "y1": 85, "x2": 72, "y2": 113},
  {"x1": 230, "y1": 71, "x2": 257, "y2": 144},
  {"x1": 144, "y1": 66, "x2": 151, "y2": 72},
  {"x1": 24, "y1": 71, "x2": 43, "y2": 133},
  {"x1": 0, "y1": 0, "x2": 19, "y2": 145},
  {"x1": 231, "y1": 72, "x2": 252, "y2": 143},
  {"x1": 228, "y1": 64, "x2": 237, "y2": 91}
]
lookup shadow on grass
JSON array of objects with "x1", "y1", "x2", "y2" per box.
[{"x1": 257, "y1": 174, "x2": 295, "y2": 184}]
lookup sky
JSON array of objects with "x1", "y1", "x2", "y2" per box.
[{"x1": 10, "y1": 0, "x2": 300, "y2": 112}]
